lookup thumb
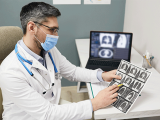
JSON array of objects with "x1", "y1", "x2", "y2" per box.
[{"x1": 112, "y1": 74, "x2": 121, "y2": 80}]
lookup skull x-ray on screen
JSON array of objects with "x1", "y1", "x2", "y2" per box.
[{"x1": 90, "y1": 32, "x2": 132, "y2": 60}]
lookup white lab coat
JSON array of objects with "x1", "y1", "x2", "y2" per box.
[{"x1": 0, "y1": 42, "x2": 101, "y2": 120}]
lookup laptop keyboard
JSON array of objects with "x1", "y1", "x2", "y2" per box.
[{"x1": 88, "y1": 60, "x2": 120, "y2": 67}]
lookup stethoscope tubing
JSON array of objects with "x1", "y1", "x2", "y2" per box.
[{"x1": 15, "y1": 44, "x2": 58, "y2": 94}]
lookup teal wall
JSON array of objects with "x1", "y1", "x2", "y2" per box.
[{"x1": 0, "y1": 0, "x2": 126, "y2": 86}]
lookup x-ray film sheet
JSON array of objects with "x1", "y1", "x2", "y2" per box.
[{"x1": 109, "y1": 59, "x2": 152, "y2": 113}]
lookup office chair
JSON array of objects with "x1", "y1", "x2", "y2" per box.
[{"x1": 0, "y1": 26, "x2": 23, "y2": 119}]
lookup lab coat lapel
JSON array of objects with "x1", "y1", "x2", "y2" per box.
[
  {"x1": 46, "y1": 53, "x2": 55, "y2": 84},
  {"x1": 46, "y1": 51, "x2": 62, "y2": 104},
  {"x1": 45, "y1": 53, "x2": 58, "y2": 98},
  {"x1": 17, "y1": 44, "x2": 48, "y2": 72},
  {"x1": 31, "y1": 60, "x2": 48, "y2": 72},
  {"x1": 45, "y1": 54, "x2": 57, "y2": 98}
]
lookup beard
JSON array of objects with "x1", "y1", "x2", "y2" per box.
[
  {"x1": 35, "y1": 38, "x2": 43, "y2": 50},
  {"x1": 34, "y1": 33, "x2": 43, "y2": 50}
]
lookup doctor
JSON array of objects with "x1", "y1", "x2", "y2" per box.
[{"x1": 0, "y1": 2, "x2": 121, "y2": 120}]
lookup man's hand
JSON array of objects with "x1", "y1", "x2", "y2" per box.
[
  {"x1": 91, "y1": 84, "x2": 119, "y2": 111},
  {"x1": 102, "y1": 69, "x2": 121, "y2": 82}
]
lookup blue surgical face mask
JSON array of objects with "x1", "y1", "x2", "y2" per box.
[{"x1": 34, "y1": 28, "x2": 59, "y2": 51}]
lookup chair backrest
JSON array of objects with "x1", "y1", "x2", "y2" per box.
[{"x1": 0, "y1": 26, "x2": 23, "y2": 119}]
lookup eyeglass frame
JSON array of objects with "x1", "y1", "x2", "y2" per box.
[{"x1": 33, "y1": 21, "x2": 59, "y2": 34}]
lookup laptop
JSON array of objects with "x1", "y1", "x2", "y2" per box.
[{"x1": 85, "y1": 31, "x2": 133, "y2": 71}]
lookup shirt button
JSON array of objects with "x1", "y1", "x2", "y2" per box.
[
  {"x1": 45, "y1": 74, "x2": 47, "y2": 75},
  {"x1": 50, "y1": 70, "x2": 52, "y2": 72}
]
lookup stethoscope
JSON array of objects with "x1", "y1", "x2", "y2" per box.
[{"x1": 15, "y1": 44, "x2": 62, "y2": 94}]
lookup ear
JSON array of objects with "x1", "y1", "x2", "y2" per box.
[{"x1": 27, "y1": 21, "x2": 37, "y2": 35}]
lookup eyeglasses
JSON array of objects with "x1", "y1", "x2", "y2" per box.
[{"x1": 33, "y1": 21, "x2": 59, "y2": 34}]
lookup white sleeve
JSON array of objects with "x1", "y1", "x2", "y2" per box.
[
  {"x1": 54, "y1": 47, "x2": 100, "y2": 83},
  {"x1": 0, "y1": 72, "x2": 92, "y2": 120}
]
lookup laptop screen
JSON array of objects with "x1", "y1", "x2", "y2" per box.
[{"x1": 90, "y1": 31, "x2": 132, "y2": 61}]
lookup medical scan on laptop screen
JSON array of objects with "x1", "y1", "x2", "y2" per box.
[{"x1": 90, "y1": 32, "x2": 132, "y2": 60}]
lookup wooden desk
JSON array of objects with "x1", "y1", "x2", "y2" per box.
[{"x1": 75, "y1": 39, "x2": 160, "y2": 120}]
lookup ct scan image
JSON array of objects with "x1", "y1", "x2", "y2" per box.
[
  {"x1": 109, "y1": 79, "x2": 119, "y2": 86},
  {"x1": 137, "y1": 70, "x2": 150, "y2": 83},
  {"x1": 113, "y1": 96, "x2": 132, "y2": 113},
  {"x1": 121, "y1": 88, "x2": 138, "y2": 103},
  {"x1": 120, "y1": 75, "x2": 127, "y2": 84},
  {"x1": 118, "y1": 86, "x2": 127, "y2": 96},
  {"x1": 109, "y1": 60, "x2": 151, "y2": 113},
  {"x1": 98, "y1": 48, "x2": 113, "y2": 58},
  {"x1": 116, "y1": 34, "x2": 128, "y2": 48},
  {"x1": 118, "y1": 60, "x2": 130, "y2": 74},
  {"x1": 99, "y1": 33, "x2": 115, "y2": 48},
  {"x1": 123, "y1": 76, "x2": 133, "y2": 87},
  {"x1": 127, "y1": 65, "x2": 139, "y2": 77},
  {"x1": 132, "y1": 80, "x2": 144, "y2": 93}
]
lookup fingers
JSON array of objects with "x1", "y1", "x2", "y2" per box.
[
  {"x1": 112, "y1": 98, "x2": 117, "y2": 103},
  {"x1": 111, "y1": 92, "x2": 118, "y2": 99},
  {"x1": 111, "y1": 69, "x2": 117, "y2": 74},
  {"x1": 110, "y1": 69, "x2": 121, "y2": 80},
  {"x1": 108, "y1": 84, "x2": 118, "y2": 91},
  {"x1": 110, "y1": 86, "x2": 119, "y2": 94},
  {"x1": 111, "y1": 74, "x2": 121, "y2": 80}
]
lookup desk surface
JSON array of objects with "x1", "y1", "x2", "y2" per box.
[{"x1": 75, "y1": 39, "x2": 160, "y2": 119}]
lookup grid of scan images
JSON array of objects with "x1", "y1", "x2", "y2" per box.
[{"x1": 109, "y1": 60, "x2": 151, "y2": 113}]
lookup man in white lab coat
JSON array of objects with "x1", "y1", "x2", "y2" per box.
[{"x1": 0, "y1": 2, "x2": 121, "y2": 120}]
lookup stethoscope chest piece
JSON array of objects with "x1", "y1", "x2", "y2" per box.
[{"x1": 55, "y1": 73, "x2": 62, "y2": 80}]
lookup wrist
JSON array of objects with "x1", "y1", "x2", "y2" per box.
[
  {"x1": 102, "y1": 72, "x2": 104, "y2": 81},
  {"x1": 91, "y1": 98, "x2": 98, "y2": 111},
  {"x1": 102, "y1": 71, "x2": 108, "y2": 82}
]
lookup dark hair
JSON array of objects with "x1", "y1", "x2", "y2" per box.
[{"x1": 20, "y1": 2, "x2": 61, "y2": 34}]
